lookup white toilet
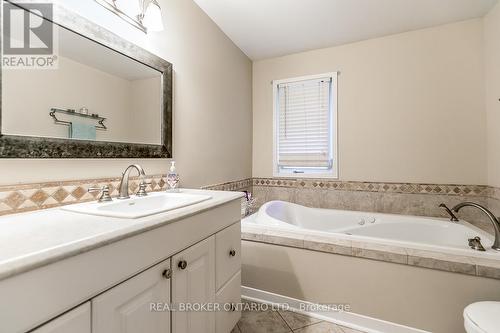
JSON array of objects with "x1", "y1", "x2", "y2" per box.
[{"x1": 464, "y1": 302, "x2": 500, "y2": 333}]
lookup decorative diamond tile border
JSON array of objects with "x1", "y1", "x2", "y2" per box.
[
  {"x1": 202, "y1": 178, "x2": 252, "y2": 192},
  {"x1": 252, "y1": 177, "x2": 497, "y2": 199},
  {"x1": 0, "y1": 175, "x2": 498, "y2": 217},
  {"x1": 0, "y1": 174, "x2": 168, "y2": 216}
]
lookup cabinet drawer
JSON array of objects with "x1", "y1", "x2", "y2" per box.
[
  {"x1": 33, "y1": 302, "x2": 91, "y2": 333},
  {"x1": 216, "y1": 222, "x2": 241, "y2": 290},
  {"x1": 216, "y1": 271, "x2": 241, "y2": 333}
]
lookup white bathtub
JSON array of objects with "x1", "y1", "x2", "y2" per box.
[{"x1": 245, "y1": 200, "x2": 497, "y2": 254}]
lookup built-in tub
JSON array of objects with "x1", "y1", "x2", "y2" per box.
[
  {"x1": 241, "y1": 201, "x2": 500, "y2": 333},
  {"x1": 245, "y1": 200, "x2": 496, "y2": 254}
]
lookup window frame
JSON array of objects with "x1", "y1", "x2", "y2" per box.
[{"x1": 272, "y1": 72, "x2": 338, "y2": 179}]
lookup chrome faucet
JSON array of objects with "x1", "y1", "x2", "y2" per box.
[
  {"x1": 452, "y1": 202, "x2": 500, "y2": 251},
  {"x1": 439, "y1": 203, "x2": 459, "y2": 222},
  {"x1": 118, "y1": 164, "x2": 147, "y2": 199},
  {"x1": 88, "y1": 185, "x2": 112, "y2": 203}
]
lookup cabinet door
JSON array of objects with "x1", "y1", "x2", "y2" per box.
[
  {"x1": 216, "y1": 222, "x2": 241, "y2": 290},
  {"x1": 216, "y1": 271, "x2": 241, "y2": 333},
  {"x1": 92, "y1": 259, "x2": 171, "y2": 333},
  {"x1": 172, "y1": 236, "x2": 216, "y2": 333},
  {"x1": 32, "y1": 302, "x2": 91, "y2": 333}
]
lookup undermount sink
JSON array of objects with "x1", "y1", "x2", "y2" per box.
[{"x1": 61, "y1": 191, "x2": 212, "y2": 219}]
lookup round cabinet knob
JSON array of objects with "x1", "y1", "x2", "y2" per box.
[
  {"x1": 368, "y1": 217, "x2": 376, "y2": 223},
  {"x1": 178, "y1": 260, "x2": 188, "y2": 270},
  {"x1": 229, "y1": 249, "x2": 236, "y2": 257},
  {"x1": 162, "y1": 268, "x2": 172, "y2": 279}
]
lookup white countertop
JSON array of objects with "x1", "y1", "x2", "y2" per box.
[{"x1": 0, "y1": 189, "x2": 243, "y2": 281}]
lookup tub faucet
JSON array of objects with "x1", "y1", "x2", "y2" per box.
[
  {"x1": 439, "y1": 203, "x2": 459, "y2": 222},
  {"x1": 118, "y1": 164, "x2": 147, "y2": 199},
  {"x1": 243, "y1": 191, "x2": 256, "y2": 217},
  {"x1": 451, "y1": 202, "x2": 500, "y2": 251}
]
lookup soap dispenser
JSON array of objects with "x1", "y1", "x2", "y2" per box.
[{"x1": 166, "y1": 161, "x2": 180, "y2": 192}]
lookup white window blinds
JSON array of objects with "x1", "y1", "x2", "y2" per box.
[{"x1": 276, "y1": 77, "x2": 333, "y2": 169}]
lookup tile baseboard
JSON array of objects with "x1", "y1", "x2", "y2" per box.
[{"x1": 241, "y1": 286, "x2": 428, "y2": 333}]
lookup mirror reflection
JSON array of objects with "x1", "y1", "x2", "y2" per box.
[{"x1": 2, "y1": 22, "x2": 163, "y2": 145}]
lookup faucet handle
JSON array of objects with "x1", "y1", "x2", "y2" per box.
[
  {"x1": 88, "y1": 185, "x2": 112, "y2": 203},
  {"x1": 439, "y1": 203, "x2": 459, "y2": 222},
  {"x1": 468, "y1": 236, "x2": 486, "y2": 252},
  {"x1": 136, "y1": 180, "x2": 152, "y2": 197}
]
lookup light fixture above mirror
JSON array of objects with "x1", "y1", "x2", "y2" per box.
[{"x1": 95, "y1": 0, "x2": 164, "y2": 33}]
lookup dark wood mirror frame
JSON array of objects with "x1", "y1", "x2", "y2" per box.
[{"x1": 0, "y1": 1, "x2": 172, "y2": 158}]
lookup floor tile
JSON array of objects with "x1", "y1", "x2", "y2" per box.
[
  {"x1": 238, "y1": 309, "x2": 291, "y2": 333},
  {"x1": 278, "y1": 310, "x2": 322, "y2": 330},
  {"x1": 292, "y1": 321, "x2": 345, "y2": 333},
  {"x1": 236, "y1": 300, "x2": 367, "y2": 333},
  {"x1": 339, "y1": 326, "x2": 365, "y2": 333}
]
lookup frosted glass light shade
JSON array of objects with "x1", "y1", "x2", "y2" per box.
[
  {"x1": 114, "y1": 0, "x2": 140, "y2": 18},
  {"x1": 143, "y1": 1, "x2": 164, "y2": 31}
]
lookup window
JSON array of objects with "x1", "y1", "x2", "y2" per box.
[{"x1": 273, "y1": 73, "x2": 338, "y2": 178}]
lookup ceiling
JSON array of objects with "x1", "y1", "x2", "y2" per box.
[
  {"x1": 59, "y1": 27, "x2": 161, "y2": 81},
  {"x1": 193, "y1": 0, "x2": 498, "y2": 60}
]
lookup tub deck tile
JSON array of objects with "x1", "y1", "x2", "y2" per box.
[
  {"x1": 303, "y1": 234, "x2": 352, "y2": 256},
  {"x1": 407, "y1": 256, "x2": 476, "y2": 275},
  {"x1": 261, "y1": 229, "x2": 305, "y2": 248},
  {"x1": 351, "y1": 241, "x2": 408, "y2": 265},
  {"x1": 471, "y1": 257, "x2": 500, "y2": 279},
  {"x1": 241, "y1": 223, "x2": 500, "y2": 280},
  {"x1": 406, "y1": 249, "x2": 476, "y2": 275},
  {"x1": 351, "y1": 247, "x2": 408, "y2": 265},
  {"x1": 476, "y1": 265, "x2": 500, "y2": 279}
]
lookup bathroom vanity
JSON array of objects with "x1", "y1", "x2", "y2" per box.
[{"x1": 0, "y1": 189, "x2": 243, "y2": 333}]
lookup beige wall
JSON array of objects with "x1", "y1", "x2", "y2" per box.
[
  {"x1": 0, "y1": 0, "x2": 252, "y2": 187},
  {"x1": 129, "y1": 77, "x2": 162, "y2": 145},
  {"x1": 252, "y1": 19, "x2": 487, "y2": 185},
  {"x1": 485, "y1": 2, "x2": 500, "y2": 188}
]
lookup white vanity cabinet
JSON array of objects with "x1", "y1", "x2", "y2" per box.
[
  {"x1": 215, "y1": 271, "x2": 242, "y2": 333},
  {"x1": 92, "y1": 224, "x2": 241, "y2": 333},
  {"x1": 171, "y1": 222, "x2": 242, "y2": 333},
  {"x1": 216, "y1": 222, "x2": 242, "y2": 290},
  {"x1": 172, "y1": 237, "x2": 216, "y2": 333},
  {"x1": 92, "y1": 259, "x2": 172, "y2": 333},
  {"x1": 32, "y1": 303, "x2": 91, "y2": 333},
  {"x1": 215, "y1": 222, "x2": 242, "y2": 333},
  {"x1": 0, "y1": 195, "x2": 242, "y2": 333}
]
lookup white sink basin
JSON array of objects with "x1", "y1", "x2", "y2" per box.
[{"x1": 61, "y1": 191, "x2": 212, "y2": 219}]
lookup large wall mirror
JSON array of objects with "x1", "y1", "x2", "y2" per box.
[{"x1": 0, "y1": 1, "x2": 172, "y2": 158}]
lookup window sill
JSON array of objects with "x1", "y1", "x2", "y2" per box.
[{"x1": 273, "y1": 172, "x2": 339, "y2": 179}]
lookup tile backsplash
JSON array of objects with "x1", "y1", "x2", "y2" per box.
[
  {"x1": 252, "y1": 178, "x2": 492, "y2": 197},
  {"x1": 1, "y1": 175, "x2": 499, "y2": 235},
  {"x1": 0, "y1": 174, "x2": 168, "y2": 216},
  {"x1": 250, "y1": 178, "x2": 500, "y2": 235},
  {"x1": 201, "y1": 178, "x2": 252, "y2": 192}
]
